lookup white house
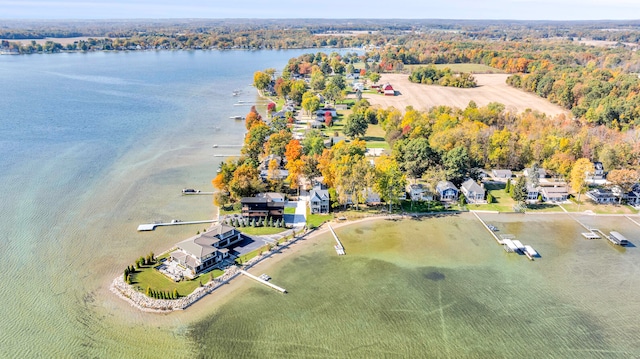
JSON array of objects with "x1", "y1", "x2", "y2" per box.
[
  {"x1": 406, "y1": 183, "x2": 434, "y2": 201},
  {"x1": 460, "y1": 179, "x2": 486, "y2": 204}
]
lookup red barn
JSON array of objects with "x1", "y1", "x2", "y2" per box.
[{"x1": 382, "y1": 83, "x2": 395, "y2": 96}]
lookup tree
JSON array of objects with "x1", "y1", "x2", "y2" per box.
[
  {"x1": 343, "y1": 112, "x2": 368, "y2": 138},
  {"x1": 443, "y1": 146, "x2": 470, "y2": 186},
  {"x1": 394, "y1": 138, "x2": 436, "y2": 182},
  {"x1": 253, "y1": 71, "x2": 271, "y2": 92},
  {"x1": 324, "y1": 111, "x2": 333, "y2": 127},
  {"x1": 374, "y1": 155, "x2": 407, "y2": 212},
  {"x1": 267, "y1": 158, "x2": 284, "y2": 192},
  {"x1": 284, "y1": 139, "x2": 302, "y2": 163},
  {"x1": 301, "y1": 130, "x2": 325, "y2": 156},
  {"x1": 607, "y1": 169, "x2": 639, "y2": 204},
  {"x1": 570, "y1": 158, "x2": 592, "y2": 206},
  {"x1": 368, "y1": 72, "x2": 381, "y2": 84},
  {"x1": 505, "y1": 178, "x2": 512, "y2": 193},
  {"x1": 289, "y1": 80, "x2": 307, "y2": 104},
  {"x1": 242, "y1": 122, "x2": 272, "y2": 162},
  {"x1": 265, "y1": 129, "x2": 292, "y2": 157},
  {"x1": 228, "y1": 163, "x2": 264, "y2": 200},
  {"x1": 245, "y1": 106, "x2": 264, "y2": 130},
  {"x1": 310, "y1": 70, "x2": 326, "y2": 91},
  {"x1": 301, "y1": 92, "x2": 320, "y2": 118},
  {"x1": 511, "y1": 176, "x2": 527, "y2": 203},
  {"x1": 528, "y1": 162, "x2": 541, "y2": 188}
]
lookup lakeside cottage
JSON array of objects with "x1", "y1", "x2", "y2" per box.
[
  {"x1": 523, "y1": 167, "x2": 547, "y2": 179},
  {"x1": 309, "y1": 185, "x2": 330, "y2": 214},
  {"x1": 460, "y1": 179, "x2": 486, "y2": 204},
  {"x1": 406, "y1": 183, "x2": 434, "y2": 201},
  {"x1": 170, "y1": 223, "x2": 241, "y2": 275},
  {"x1": 241, "y1": 195, "x2": 285, "y2": 220},
  {"x1": 540, "y1": 186, "x2": 569, "y2": 202},
  {"x1": 586, "y1": 188, "x2": 617, "y2": 204},
  {"x1": 526, "y1": 184, "x2": 540, "y2": 202},
  {"x1": 436, "y1": 181, "x2": 459, "y2": 202}
]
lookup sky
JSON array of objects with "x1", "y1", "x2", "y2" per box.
[{"x1": 1, "y1": 0, "x2": 640, "y2": 21}]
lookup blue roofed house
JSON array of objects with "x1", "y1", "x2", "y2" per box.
[
  {"x1": 436, "y1": 181, "x2": 459, "y2": 202},
  {"x1": 309, "y1": 185, "x2": 330, "y2": 214},
  {"x1": 460, "y1": 179, "x2": 486, "y2": 204}
]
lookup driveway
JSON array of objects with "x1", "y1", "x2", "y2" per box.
[{"x1": 284, "y1": 200, "x2": 307, "y2": 227}]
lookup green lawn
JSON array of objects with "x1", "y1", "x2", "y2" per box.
[
  {"x1": 237, "y1": 226, "x2": 288, "y2": 235},
  {"x1": 561, "y1": 199, "x2": 638, "y2": 214},
  {"x1": 307, "y1": 213, "x2": 331, "y2": 228},
  {"x1": 284, "y1": 207, "x2": 296, "y2": 214},
  {"x1": 399, "y1": 200, "x2": 448, "y2": 213},
  {"x1": 130, "y1": 256, "x2": 224, "y2": 298},
  {"x1": 526, "y1": 203, "x2": 565, "y2": 212},
  {"x1": 472, "y1": 182, "x2": 517, "y2": 212},
  {"x1": 235, "y1": 245, "x2": 270, "y2": 264}
]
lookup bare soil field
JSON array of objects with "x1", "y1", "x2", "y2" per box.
[{"x1": 365, "y1": 73, "x2": 570, "y2": 117}]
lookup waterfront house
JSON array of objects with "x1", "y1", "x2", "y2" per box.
[
  {"x1": 586, "y1": 188, "x2": 617, "y2": 204},
  {"x1": 491, "y1": 169, "x2": 513, "y2": 179},
  {"x1": 586, "y1": 162, "x2": 606, "y2": 182},
  {"x1": 614, "y1": 183, "x2": 640, "y2": 205},
  {"x1": 526, "y1": 184, "x2": 540, "y2": 202},
  {"x1": 170, "y1": 223, "x2": 241, "y2": 275},
  {"x1": 406, "y1": 183, "x2": 434, "y2": 201},
  {"x1": 540, "y1": 186, "x2": 569, "y2": 202},
  {"x1": 241, "y1": 196, "x2": 285, "y2": 220},
  {"x1": 309, "y1": 185, "x2": 330, "y2": 214},
  {"x1": 460, "y1": 179, "x2": 486, "y2": 204},
  {"x1": 436, "y1": 181, "x2": 459, "y2": 202},
  {"x1": 363, "y1": 188, "x2": 383, "y2": 205}
]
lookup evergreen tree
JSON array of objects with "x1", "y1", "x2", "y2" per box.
[
  {"x1": 173, "y1": 289, "x2": 179, "y2": 299},
  {"x1": 505, "y1": 178, "x2": 512, "y2": 193},
  {"x1": 146, "y1": 287, "x2": 151, "y2": 297},
  {"x1": 458, "y1": 193, "x2": 466, "y2": 207},
  {"x1": 124, "y1": 267, "x2": 129, "y2": 277},
  {"x1": 487, "y1": 193, "x2": 494, "y2": 204},
  {"x1": 150, "y1": 252, "x2": 155, "y2": 262}
]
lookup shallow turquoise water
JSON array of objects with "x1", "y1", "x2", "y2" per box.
[{"x1": 191, "y1": 214, "x2": 640, "y2": 358}]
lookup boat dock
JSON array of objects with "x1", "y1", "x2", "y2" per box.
[
  {"x1": 239, "y1": 270, "x2": 287, "y2": 293},
  {"x1": 608, "y1": 231, "x2": 629, "y2": 246},
  {"x1": 471, "y1": 211, "x2": 538, "y2": 260},
  {"x1": 328, "y1": 224, "x2": 345, "y2": 255},
  {"x1": 582, "y1": 232, "x2": 600, "y2": 239},
  {"x1": 137, "y1": 219, "x2": 216, "y2": 231}
]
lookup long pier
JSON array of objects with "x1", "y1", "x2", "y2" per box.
[
  {"x1": 328, "y1": 224, "x2": 345, "y2": 255},
  {"x1": 137, "y1": 219, "x2": 216, "y2": 231},
  {"x1": 182, "y1": 191, "x2": 215, "y2": 195},
  {"x1": 239, "y1": 270, "x2": 287, "y2": 293},
  {"x1": 471, "y1": 211, "x2": 503, "y2": 244}
]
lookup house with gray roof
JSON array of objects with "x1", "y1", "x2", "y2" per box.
[
  {"x1": 169, "y1": 223, "x2": 241, "y2": 275},
  {"x1": 309, "y1": 185, "x2": 330, "y2": 214},
  {"x1": 460, "y1": 179, "x2": 486, "y2": 204},
  {"x1": 491, "y1": 169, "x2": 513, "y2": 179}
]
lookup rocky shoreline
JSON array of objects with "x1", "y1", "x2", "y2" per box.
[{"x1": 110, "y1": 227, "x2": 313, "y2": 313}]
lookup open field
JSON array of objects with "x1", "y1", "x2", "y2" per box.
[
  {"x1": 561, "y1": 199, "x2": 639, "y2": 215},
  {"x1": 365, "y1": 73, "x2": 570, "y2": 117},
  {"x1": 405, "y1": 63, "x2": 504, "y2": 73}
]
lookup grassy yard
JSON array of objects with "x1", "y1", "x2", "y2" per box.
[
  {"x1": 130, "y1": 256, "x2": 224, "y2": 297},
  {"x1": 364, "y1": 124, "x2": 390, "y2": 150},
  {"x1": 399, "y1": 200, "x2": 448, "y2": 213},
  {"x1": 526, "y1": 203, "x2": 565, "y2": 212},
  {"x1": 235, "y1": 245, "x2": 270, "y2": 264},
  {"x1": 561, "y1": 198, "x2": 638, "y2": 215},
  {"x1": 284, "y1": 207, "x2": 296, "y2": 214},
  {"x1": 307, "y1": 213, "x2": 331, "y2": 228},
  {"x1": 472, "y1": 182, "x2": 517, "y2": 212}
]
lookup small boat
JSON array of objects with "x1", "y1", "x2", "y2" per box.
[
  {"x1": 229, "y1": 115, "x2": 244, "y2": 120},
  {"x1": 487, "y1": 224, "x2": 498, "y2": 231},
  {"x1": 232, "y1": 90, "x2": 241, "y2": 96}
]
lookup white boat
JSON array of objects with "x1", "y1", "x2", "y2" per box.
[{"x1": 229, "y1": 115, "x2": 244, "y2": 120}]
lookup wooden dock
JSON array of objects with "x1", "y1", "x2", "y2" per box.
[
  {"x1": 328, "y1": 224, "x2": 345, "y2": 255},
  {"x1": 471, "y1": 211, "x2": 503, "y2": 244},
  {"x1": 137, "y1": 219, "x2": 216, "y2": 231},
  {"x1": 239, "y1": 270, "x2": 287, "y2": 293}
]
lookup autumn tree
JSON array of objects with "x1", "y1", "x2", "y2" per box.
[
  {"x1": 301, "y1": 91, "x2": 320, "y2": 118},
  {"x1": 289, "y1": 80, "x2": 307, "y2": 105},
  {"x1": 267, "y1": 158, "x2": 284, "y2": 192},
  {"x1": 374, "y1": 155, "x2": 407, "y2": 211},
  {"x1": 242, "y1": 122, "x2": 272, "y2": 162},
  {"x1": 245, "y1": 106, "x2": 264, "y2": 130},
  {"x1": 212, "y1": 159, "x2": 238, "y2": 192},
  {"x1": 284, "y1": 139, "x2": 302, "y2": 163},
  {"x1": 570, "y1": 158, "x2": 593, "y2": 205},
  {"x1": 607, "y1": 169, "x2": 639, "y2": 204},
  {"x1": 265, "y1": 129, "x2": 292, "y2": 157},
  {"x1": 253, "y1": 71, "x2": 271, "y2": 92},
  {"x1": 228, "y1": 163, "x2": 264, "y2": 199},
  {"x1": 394, "y1": 137, "x2": 436, "y2": 183}
]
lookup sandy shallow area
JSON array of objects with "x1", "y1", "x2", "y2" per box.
[{"x1": 365, "y1": 73, "x2": 570, "y2": 117}]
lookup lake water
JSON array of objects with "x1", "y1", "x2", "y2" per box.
[{"x1": 2, "y1": 50, "x2": 640, "y2": 358}]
